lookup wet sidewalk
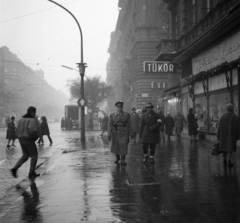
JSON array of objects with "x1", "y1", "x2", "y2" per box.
[{"x1": 0, "y1": 132, "x2": 240, "y2": 223}]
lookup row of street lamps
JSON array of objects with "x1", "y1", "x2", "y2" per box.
[{"x1": 48, "y1": 0, "x2": 87, "y2": 141}]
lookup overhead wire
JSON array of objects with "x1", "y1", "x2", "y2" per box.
[{"x1": 0, "y1": 0, "x2": 80, "y2": 24}]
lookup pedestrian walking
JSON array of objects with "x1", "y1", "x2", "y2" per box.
[
  {"x1": 37, "y1": 116, "x2": 53, "y2": 146},
  {"x1": 108, "y1": 101, "x2": 133, "y2": 165},
  {"x1": 165, "y1": 112, "x2": 174, "y2": 141},
  {"x1": 174, "y1": 111, "x2": 186, "y2": 140},
  {"x1": 158, "y1": 111, "x2": 165, "y2": 142},
  {"x1": 187, "y1": 108, "x2": 198, "y2": 142},
  {"x1": 130, "y1": 107, "x2": 140, "y2": 144},
  {"x1": 139, "y1": 103, "x2": 161, "y2": 164},
  {"x1": 88, "y1": 117, "x2": 93, "y2": 130},
  {"x1": 100, "y1": 113, "x2": 109, "y2": 136},
  {"x1": 6, "y1": 116, "x2": 17, "y2": 148},
  {"x1": 217, "y1": 104, "x2": 240, "y2": 167},
  {"x1": 10, "y1": 106, "x2": 41, "y2": 179},
  {"x1": 61, "y1": 117, "x2": 65, "y2": 130}
]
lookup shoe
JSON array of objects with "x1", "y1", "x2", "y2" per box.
[
  {"x1": 7, "y1": 145, "x2": 11, "y2": 148},
  {"x1": 143, "y1": 156, "x2": 148, "y2": 163},
  {"x1": 50, "y1": 143, "x2": 53, "y2": 146},
  {"x1": 10, "y1": 168, "x2": 17, "y2": 178},
  {"x1": 28, "y1": 172, "x2": 40, "y2": 179},
  {"x1": 150, "y1": 157, "x2": 155, "y2": 164},
  {"x1": 121, "y1": 160, "x2": 127, "y2": 165},
  {"x1": 228, "y1": 161, "x2": 234, "y2": 167},
  {"x1": 114, "y1": 159, "x2": 120, "y2": 164}
]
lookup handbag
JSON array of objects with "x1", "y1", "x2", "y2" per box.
[{"x1": 211, "y1": 142, "x2": 222, "y2": 156}]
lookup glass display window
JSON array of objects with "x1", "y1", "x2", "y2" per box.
[
  {"x1": 194, "y1": 97, "x2": 208, "y2": 132},
  {"x1": 209, "y1": 92, "x2": 231, "y2": 133},
  {"x1": 166, "y1": 97, "x2": 179, "y2": 117}
]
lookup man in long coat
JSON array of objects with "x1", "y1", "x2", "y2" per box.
[
  {"x1": 217, "y1": 103, "x2": 239, "y2": 167},
  {"x1": 108, "y1": 101, "x2": 133, "y2": 165},
  {"x1": 130, "y1": 107, "x2": 140, "y2": 144},
  {"x1": 165, "y1": 112, "x2": 174, "y2": 141},
  {"x1": 139, "y1": 103, "x2": 162, "y2": 164}
]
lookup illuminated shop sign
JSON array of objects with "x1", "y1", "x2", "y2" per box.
[{"x1": 144, "y1": 61, "x2": 175, "y2": 73}]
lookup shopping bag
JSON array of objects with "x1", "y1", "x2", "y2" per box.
[{"x1": 211, "y1": 142, "x2": 222, "y2": 156}]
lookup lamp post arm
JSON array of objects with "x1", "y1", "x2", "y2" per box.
[{"x1": 47, "y1": 0, "x2": 83, "y2": 62}]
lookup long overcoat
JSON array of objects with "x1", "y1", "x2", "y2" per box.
[
  {"x1": 165, "y1": 116, "x2": 174, "y2": 135},
  {"x1": 130, "y1": 112, "x2": 140, "y2": 134},
  {"x1": 6, "y1": 122, "x2": 17, "y2": 140},
  {"x1": 139, "y1": 111, "x2": 161, "y2": 144},
  {"x1": 41, "y1": 121, "x2": 50, "y2": 135},
  {"x1": 101, "y1": 116, "x2": 109, "y2": 131},
  {"x1": 217, "y1": 112, "x2": 239, "y2": 152},
  {"x1": 108, "y1": 111, "x2": 133, "y2": 155},
  {"x1": 187, "y1": 113, "x2": 198, "y2": 136},
  {"x1": 174, "y1": 114, "x2": 185, "y2": 133}
]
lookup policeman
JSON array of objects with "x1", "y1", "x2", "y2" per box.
[{"x1": 108, "y1": 101, "x2": 133, "y2": 165}]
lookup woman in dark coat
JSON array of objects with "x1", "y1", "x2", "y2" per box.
[
  {"x1": 187, "y1": 108, "x2": 198, "y2": 142},
  {"x1": 37, "y1": 116, "x2": 53, "y2": 146},
  {"x1": 217, "y1": 104, "x2": 239, "y2": 166},
  {"x1": 165, "y1": 112, "x2": 174, "y2": 141},
  {"x1": 6, "y1": 116, "x2": 17, "y2": 148}
]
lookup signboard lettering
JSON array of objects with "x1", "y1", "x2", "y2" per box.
[
  {"x1": 192, "y1": 30, "x2": 240, "y2": 75},
  {"x1": 144, "y1": 61, "x2": 175, "y2": 73},
  {"x1": 208, "y1": 73, "x2": 227, "y2": 91}
]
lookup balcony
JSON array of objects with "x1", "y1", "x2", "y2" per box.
[
  {"x1": 176, "y1": 0, "x2": 240, "y2": 61},
  {"x1": 155, "y1": 39, "x2": 178, "y2": 61}
]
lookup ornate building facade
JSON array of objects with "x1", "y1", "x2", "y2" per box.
[
  {"x1": 0, "y1": 46, "x2": 68, "y2": 124},
  {"x1": 157, "y1": 0, "x2": 240, "y2": 136},
  {"x1": 106, "y1": 0, "x2": 171, "y2": 113}
]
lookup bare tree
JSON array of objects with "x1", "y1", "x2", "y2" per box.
[{"x1": 68, "y1": 76, "x2": 113, "y2": 109}]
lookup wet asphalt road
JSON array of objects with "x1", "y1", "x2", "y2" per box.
[{"x1": 0, "y1": 125, "x2": 240, "y2": 223}]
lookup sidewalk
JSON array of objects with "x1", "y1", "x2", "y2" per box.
[{"x1": 0, "y1": 132, "x2": 240, "y2": 223}]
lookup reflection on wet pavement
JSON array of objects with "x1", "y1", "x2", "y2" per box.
[{"x1": 1, "y1": 132, "x2": 240, "y2": 222}]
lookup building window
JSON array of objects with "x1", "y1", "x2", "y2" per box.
[{"x1": 192, "y1": 0, "x2": 196, "y2": 24}]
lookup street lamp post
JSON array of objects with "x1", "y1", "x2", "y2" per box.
[{"x1": 48, "y1": 0, "x2": 87, "y2": 141}]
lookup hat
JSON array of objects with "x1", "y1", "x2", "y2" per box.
[
  {"x1": 27, "y1": 106, "x2": 36, "y2": 114},
  {"x1": 131, "y1": 107, "x2": 136, "y2": 111},
  {"x1": 226, "y1": 103, "x2": 234, "y2": 112},
  {"x1": 145, "y1": 103, "x2": 154, "y2": 108},
  {"x1": 115, "y1": 101, "x2": 124, "y2": 107}
]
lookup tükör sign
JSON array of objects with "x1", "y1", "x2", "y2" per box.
[{"x1": 144, "y1": 61, "x2": 174, "y2": 73}]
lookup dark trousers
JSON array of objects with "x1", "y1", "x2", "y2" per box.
[
  {"x1": 38, "y1": 134, "x2": 53, "y2": 144},
  {"x1": 142, "y1": 143, "x2": 156, "y2": 156},
  {"x1": 13, "y1": 140, "x2": 38, "y2": 173}
]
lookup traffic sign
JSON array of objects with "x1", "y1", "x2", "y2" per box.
[{"x1": 77, "y1": 98, "x2": 87, "y2": 107}]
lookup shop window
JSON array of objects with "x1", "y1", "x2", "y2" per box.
[
  {"x1": 166, "y1": 97, "x2": 179, "y2": 117},
  {"x1": 194, "y1": 97, "x2": 208, "y2": 132},
  {"x1": 209, "y1": 92, "x2": 231, "y2": 133},
  {"x1": 233, "y1": 90, "x2": 238, "y2": 116}
]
